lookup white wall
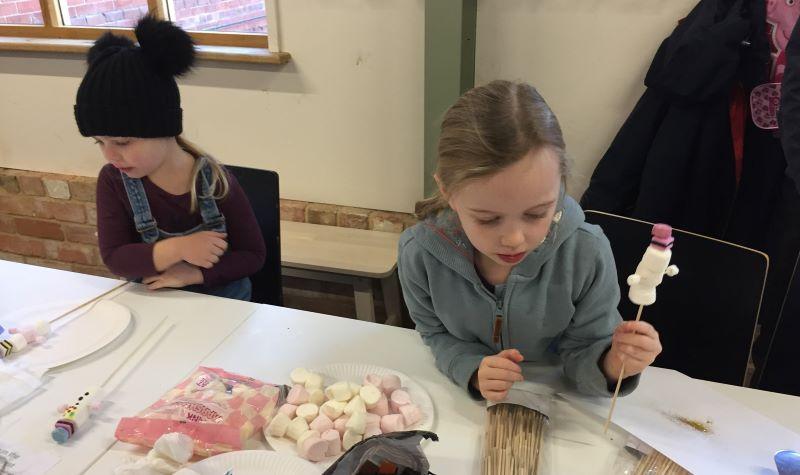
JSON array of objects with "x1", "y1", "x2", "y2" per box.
[
  {"x1": 475, "y1": 0, "x2": 698, "y2": 200},
  {"x1": 0, "y1": 0, "x2": 424, "y2": 213},
  {"x1": 0, "y1": 1, "x2": 704, "y2": 211}
]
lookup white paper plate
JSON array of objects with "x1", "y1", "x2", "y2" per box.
[
  {"x1": 185, "y1": 450, "x2": 320, "y2": 475},
  {"x1": 266, "y1": 363, "x2": 435, "y2": 467},
  {"x1": 11, "y1": 300, "x2": 131, "y2": 371}
]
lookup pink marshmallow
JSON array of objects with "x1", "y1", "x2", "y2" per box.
[
  {"x1": 381, "y1": 374, "x2": 401, "y2": 395},
  {"x1": 286, "y1": 384, "x2": 309, "y2": 405},
  {"x1": 363, "y1": 374, "x2": 382, "y2": 387},
  {"x1": 279, "y1": 403, "x2": 298, "y2": 418},
  {"x1": 21, "y1": 328, "x2": 37, "y2": 343},
  {"x1": 368, "y1": 393, "x2": 390, "y2": 417},
  {"x1": 389, "y1": 389, "x2": 411, "y2": 413},
  {"x1": 322, "y1": 429, "x2": 342, "y2": 457},
  {"x1": 301, "y1": 436, "x2": 328, "y2": 462},
  {"x1": 364, "y1": 425, "x2": 382, "y2": 438},
  {"x1": 399, "y1": 403, "x2": 422, "y2": 426},
  {"x1": 380, "y1": 414, "x2": 405, "y2": 433},
  {"x1": 333, "y1": 415, "x2": 350, "y2": 436},
  {"x1": 310, "y1": 414, "x2": 334, "y2": 433}
]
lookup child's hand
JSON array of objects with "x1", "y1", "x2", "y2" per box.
[
  {"x1": 178, "y1": 231, "x2": 228, "y2": 269},
  {"x1": 602, "y1": 321, "x2": 662, "y2": 381},
  {"x1": 143, "y1": 262, "x2": 203, "y2": 290},
  {"x1": 473, "y1": 349, "x2": 524, "y2": 401}
]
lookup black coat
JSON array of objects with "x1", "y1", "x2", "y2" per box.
[
  {"x1": 781, "y1": 18, "x2": 800, "y2": 194},
  {"x1": 581, "y1": 0, "x2": 773, "y2": 241},
  {"x1": 757, "y1": 15, "x2": 800, "y2": 396}
]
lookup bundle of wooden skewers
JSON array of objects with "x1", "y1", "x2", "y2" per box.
[{"x1": 482, "y1": 403, "x2": 548, "y2": 475}]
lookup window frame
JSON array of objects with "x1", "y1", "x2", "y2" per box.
[{"x1": 0, "y1": 0, "x2": 289, "y2": 63}]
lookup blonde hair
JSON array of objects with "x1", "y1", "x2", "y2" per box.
[
  {"x1": 176, "y1": 136, "x2": 230, "y2": 213},
  {"x1": 416, "y1": 80, "x2": 570, "y2": 220}
]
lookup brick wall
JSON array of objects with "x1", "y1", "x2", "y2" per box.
[
  {"x1": 0, "y1": 0, "x2": 43, "y2": 25},
  {"x1": 0, "y1": 167, "x2": 417, "y2": 278},
  {"x1": 0, "y1": 0, "x2": 265, "y2": 31}
]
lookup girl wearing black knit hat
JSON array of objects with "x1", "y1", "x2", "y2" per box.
[{"x1": 75, "y1": 16, "x2": 265, "y2": 300}]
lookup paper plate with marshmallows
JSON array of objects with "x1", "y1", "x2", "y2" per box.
[{"x1": 264, "y1": 363, "x2": 435, "y2": 466}]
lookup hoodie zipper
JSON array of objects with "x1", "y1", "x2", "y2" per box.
[{"x1": 492, "y1": 297, "x2": 504, "y2": 349}]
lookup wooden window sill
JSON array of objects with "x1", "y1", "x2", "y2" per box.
[{"x1": 0, "y1": 36, "x2": 291, "y2": 64}]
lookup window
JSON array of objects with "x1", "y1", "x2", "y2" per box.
[{"x1": 0, "y1": 0, "x2": 288, "y2": 63}]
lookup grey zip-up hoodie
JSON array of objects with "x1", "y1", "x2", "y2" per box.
[{"x1": 398, "y1": 196, "x2": 638, "y2": 398}]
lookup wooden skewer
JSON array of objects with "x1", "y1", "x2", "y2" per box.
[
  {"x1": 50, "y1": 281, "x2": 129, "y2": 325},
  {"x1": 604, "y1": 304, "x2": 644, "y2": 434}
]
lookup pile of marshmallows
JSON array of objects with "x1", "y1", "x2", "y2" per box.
[{"x1": 264, "y1": 368, "x2": 423, "y2": 462}]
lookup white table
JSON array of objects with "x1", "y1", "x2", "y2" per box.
[
  {"x1": 2, "y1": 261, "x2": 799, "y2": 474},
  {"x1": 0, "y1": 263, "x2": 258, "y2": 475},
  {"x1": 89, "y1": 304, "x2": 800, "y2": 475}
]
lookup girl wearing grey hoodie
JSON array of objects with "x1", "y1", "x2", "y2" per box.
[{"x1": 398, "y1": 81, "x2": 662, "y2": 401}]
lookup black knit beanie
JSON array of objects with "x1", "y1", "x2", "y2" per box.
[{"x1": 74, "y1": 15, "x2": 196, "y2": 138}]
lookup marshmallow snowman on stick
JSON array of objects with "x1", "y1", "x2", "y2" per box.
[{"x1": 603, "y1": 224, "x2": 679, "y2": 434}]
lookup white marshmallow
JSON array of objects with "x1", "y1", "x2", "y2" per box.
[
  {"x1": 308, "y1": 388, "x2": 325, "y2": 406},
  {"x1": 286, "y1": 416, "x2": 310, "y2": 441},
  {"x1": 304, "y1": 373, "x2": 323, "y2": 391},
  {"x1": 152, "y1": 432, "x2": 193, "y2": 464},
  {"x1": 321, "y1": 400, "x2": 346, "y2": 420},
  {"x1": 344, "y1": 395, "x2": 366, "y2": 416},
  {"x1": 627, "y1": 245, "x2": 679, "y2": 306},
  {"x1": 34, "y1": 320, "x2": 51, "y2": 336},
  {"x1": 290, "y1": 367, "x2": 310, "y2": 385},
  {"x1": 345, "y1": 411, "x2": 366, "y2": 435},
  {"x1": 342, "y1": 430, "x2": 362, "y2": 451},
  {"x1": 265, "y1": 411, "x2": 292, "y2": 437},
  {"x1": 296, "y1": 403, "x2": 319, "y2": 423},
  {"x1": 348, "y1": 382, "x2": 362, "y2": 398},
  {"x1": 9, "y1": 333, "x2": 27, "y2": 352},
  {"x1": 360, "y1": 384, "x2": 382, "y2": 408},
  {"x1": 326, "y1": 381, "x2": 352, "y2": 402}
]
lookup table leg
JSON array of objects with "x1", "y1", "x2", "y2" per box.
[
  {"x1": 353, "y1": 277, "x2": 376, "y2": 322},
  {"x1": 381, "y1": 272, "x2": 402, "y2": 327}
]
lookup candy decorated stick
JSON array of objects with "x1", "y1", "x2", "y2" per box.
[
  {"x1": 51, "y1": 316, "x2": 168, "y2": 444},
  {"x1": 9, "y1": 320, "x2": 51, "y2": 345},
  {"x1": 0, "y1": 282, "x2": 130, "y2": 358},
  {"x1": 52, "y1": 386, "x2": 104, "y2": 443},
  {"x1": 603, "y1": 224, "x2": 679, "y2": 434}
]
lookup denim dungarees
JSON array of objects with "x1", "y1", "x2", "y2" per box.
[{"x1": 120, "y1": 160, "x2": 251, "y2": 301}]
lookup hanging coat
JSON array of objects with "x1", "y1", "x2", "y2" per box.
[{"x1": 581, "y1": 0, "x2": 772, "y2": 240}]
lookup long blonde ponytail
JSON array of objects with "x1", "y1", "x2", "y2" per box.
[{"x1": 176, "y1": 136, "x2": 230, "y2": 213}]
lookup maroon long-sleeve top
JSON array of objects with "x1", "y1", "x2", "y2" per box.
[{"x1": 95, "y1": 163, "x2": 266, "y2": 288}]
